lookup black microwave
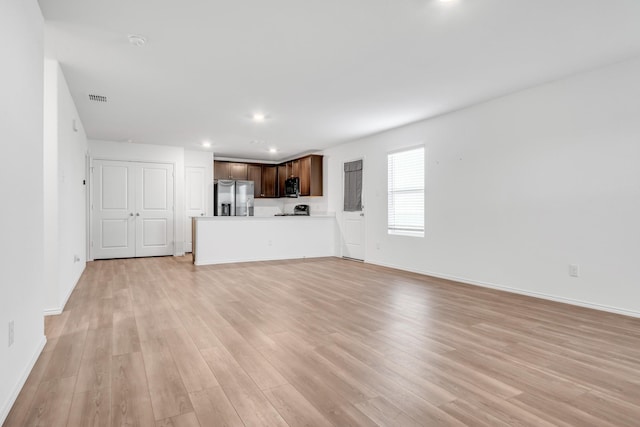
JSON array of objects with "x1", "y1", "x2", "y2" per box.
[{"x1": 284, "y1": 177, "x2": 299, "y2": 197}]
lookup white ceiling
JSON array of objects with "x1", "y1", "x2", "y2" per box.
[{"x1": 39, "y1": 0, "x2": 640, "y2": 160}]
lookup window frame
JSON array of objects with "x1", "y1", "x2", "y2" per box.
[{"x1": 387, "y1": 145, "x2": 425, "y2": 238}]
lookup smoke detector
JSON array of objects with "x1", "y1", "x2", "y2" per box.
[{"x1": 128, "y1": 34, "x2": 147, "y2": 47}]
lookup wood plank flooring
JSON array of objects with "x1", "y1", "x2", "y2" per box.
[{"x1": 4, "y1": 256, "x2": 640, "y2": 426}]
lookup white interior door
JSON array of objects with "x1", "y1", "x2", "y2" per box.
[
  {"x1": 342, "y1": 159, "x2": 365, "y2": 260},
  {"x1": 343, "y1": 211, "x2": 365, "y2": 260},
  {"x1": 92, "y1": 160, "x2": 174, "y2": 259},
  {"x1": 185, "y1": 167, "x2": 206, "y2": 253},
  {"x1": 135, "y1": 163, "x2": 174, "y2": 257},
  {"x1": 92, "y1": 160, "x2": 136, "y2": 259}
]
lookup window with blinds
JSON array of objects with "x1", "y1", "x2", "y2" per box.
[{"x1": 387, "y1": 146, "x2": 425, "y2": 237}]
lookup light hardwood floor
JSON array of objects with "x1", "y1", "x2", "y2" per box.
[{"x1": 4, "y1": 256, "x2": 640, "y2": 426}]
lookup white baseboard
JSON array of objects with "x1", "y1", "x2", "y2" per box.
[
  {"x1": 368, "y1": 260, "x2": 640, "y2": 319},
  {"x1": 43, "y1": 280, "x2": 74, "y2": 316},
  {"x1": 44, "y1": 265, "x2": 85, "y2": 316},
  {"x1": 195, "y1": 254, "x2": 336, "y2": 266},
  {"x1": 0, "y1": 335, "x2": 47, "y2": 425}
]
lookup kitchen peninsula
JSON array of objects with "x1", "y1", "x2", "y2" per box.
[{"x1": 192, "y1": 215, "x2": 338, "y2": 265}]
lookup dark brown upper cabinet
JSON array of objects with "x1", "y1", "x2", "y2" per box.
[
  {"x1": 214, "y1": 161, "x2": 248, "y2": 180},
  {"x1": 228, "y1": 163, "x2": 248, "y2": 180},
  {"x1": 247, "y1": 164, "x2": 262, "y2": 197},
  {"x1": 213, "y1": 161, "x2": 229, "y2": 180},
  {"x1": 214, "y1": 155, "x2": 322, "y2": 197},
  {"x1": 298, "y1": 155, "x2": 323, "y2": 197},
  {"x1": 291, "y1": 159, "x2": 300, "y2": 179},
  {"x1": 261, "y1": 165, "x2": 278, "y2": 198},
  {"x1": 248, "y1": 164, "x2": 278, "y2": 198},
  {"x1": 277, "y1": 164, "x2": 287, "y2": 197},
  {"x1": 280, "y1": 159, "x2": 300, "y2": 179}
]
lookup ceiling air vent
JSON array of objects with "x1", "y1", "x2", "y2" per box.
[{"x1": 88, "y1": 94, "x2": 107, "y2": 103}]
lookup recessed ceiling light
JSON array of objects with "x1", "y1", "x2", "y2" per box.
[
  {"x1": 252, "y1": 113, "x2": 266, "y2": 122},
  {"x1": 128, "y1": 34, "x2": 147, "y2": 47},
  {"x1": 202, "y1": 141, "x2": 212, "y2": 148},
  {"x1": 269, "y1": 147, "x2": 278, "y2": 154}
]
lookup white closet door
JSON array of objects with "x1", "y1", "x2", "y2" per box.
[
  {"x1": 184, "y1": 167, "x2": 206, "y2": 253},
  {"x1": 92, "y1": 160, "x2": 136, "y2": 259},
  {"x1": 135, "y1": 163, "x2": 174, "y2": 257}
]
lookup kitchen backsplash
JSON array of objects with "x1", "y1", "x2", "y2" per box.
[
  {"x1": 283, "y1": 197, "x2": 327, "y2": 214},
  {"x1": 253, "y1": 199, "x2": 282, "y2": 216},
  {"x1": 253, "y1": 196, "x2": 328, "y2": 216}
]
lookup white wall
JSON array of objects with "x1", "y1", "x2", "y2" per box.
[
  {"x1": 56, "y1": 64, "x2": 88, "y2": 311},
  {"x1": 325, "y1": 56, "x2": 640, "y2": 317},
  {"x1": 43, "y1": 60, "x2": 88, "y2": 314},
  {"x1": 88, "y1": 140, "x2": 185, "y2": 256},
  {"x1": 0, "y1": 1, "x2": 46, "y2": 423},
  {"x1": 184, "y1": 150, "x2": 213, "y2": 252},
  {"x1": 184, "y1": 150, "x2": 214, "y2": 216},
  {"x1": 43, "y1": 59, "x2": 59, "y2": 313}
]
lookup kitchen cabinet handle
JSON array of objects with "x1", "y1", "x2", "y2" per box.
[
  {"x1": 129, "y1": 213, "x2": 134, "y2": 216},
  {"x1": 136, "y1": 213, "x2": 140, "y2": 216}
]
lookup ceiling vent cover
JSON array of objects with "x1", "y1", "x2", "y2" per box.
[{"x1": 89, "y1": 94, "x2": 107, "y2": 103}]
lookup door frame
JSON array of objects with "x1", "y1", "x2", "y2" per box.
[
  {"x1": 88, "y1": 156, "x2": 177, "y2": 260},
  {"x1": 184, "y1": 166, "x2": 207, "y2": 253},
  {"x1": 341, "y1": 156, "x2": 365, "y2": 260},
  {"x1": 85, "y1": 152, "x2": 91, "y2": 261}
]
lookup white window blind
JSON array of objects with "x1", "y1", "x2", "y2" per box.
[{"x1": 387, "y1": 146, "x2": 424, "y2": 237}]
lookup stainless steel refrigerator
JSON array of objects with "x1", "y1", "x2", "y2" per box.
[{"x1": 214, "y1": 180, "x2": 254, "y2": 216}]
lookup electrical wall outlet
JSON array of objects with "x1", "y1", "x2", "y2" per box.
[
  {"x1": 569, "y1": 264, "x2": 580, "y2": 278},
  {"x1": 8, "y1": 320, "x2": 14, "y2": 347}
]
